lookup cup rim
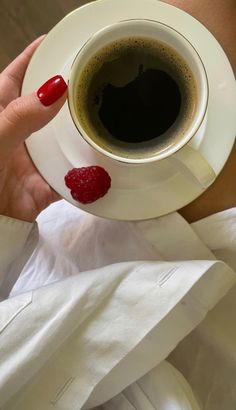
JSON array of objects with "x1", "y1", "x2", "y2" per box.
[{"x1": 68, "y1": 18, "x2": 209, "y2": 164}]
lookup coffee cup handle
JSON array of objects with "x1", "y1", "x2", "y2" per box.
[{"x1": 171, "y1": 144, "x2": 216, "y2": 189}]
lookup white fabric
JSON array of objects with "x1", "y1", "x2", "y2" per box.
[
  {"x1": 0, "y1": 201, "x2": 235, "y2": 410},
  {"x1": 169, "y1": 208, "x2": 236, "y2": 410},
  {"x1": 0, "y1": 216, "x2": 37, "y2": 300},
  {"x1": 101, "y1": 361, "x2": 201, "y2": 410}
]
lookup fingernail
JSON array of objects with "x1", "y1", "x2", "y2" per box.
[{"x1": 37, "y1": 75, "x2": 67, "y2": 106}]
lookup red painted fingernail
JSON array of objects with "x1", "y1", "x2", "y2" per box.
[{"x1": 37, "y1": 75, "x2": 68, "y2": 106}]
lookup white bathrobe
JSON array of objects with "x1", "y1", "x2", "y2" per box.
[{"x1": 1, "y1": 200, "x2": 236, "y2": 409}]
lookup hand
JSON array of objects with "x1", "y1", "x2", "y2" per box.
[{"x1": 0, "y1": 37, "x2": 68, "y2": 222}]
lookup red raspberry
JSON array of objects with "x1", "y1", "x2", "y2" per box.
[{"x1": 64, "y1": 166, "x2": 111, "y2": 204}]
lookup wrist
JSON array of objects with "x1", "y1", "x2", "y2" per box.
[{"x1": 0, "y1": 205, "x2": 38, "y2": 223}]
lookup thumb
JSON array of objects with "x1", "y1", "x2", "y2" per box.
[{"x1": 0, "y1": 75, "x2": 67, "y2": 162}]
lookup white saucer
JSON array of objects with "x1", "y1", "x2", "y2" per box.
[{"x1": 22, "y1": 0, "x2": 236, "y2": 220}]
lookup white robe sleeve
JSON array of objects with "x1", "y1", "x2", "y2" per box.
[
  {"x1": 0, "y1": 215, "x2": 38, "y2": 300},
  {"x1": 168, "y1": 208, "x2": 236, "y2": 410},
  {"x1": 0, "y1": 203, "x2": 235, "y2": 410}
]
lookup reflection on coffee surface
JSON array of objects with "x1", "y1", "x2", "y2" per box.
[{"x1": 75, "y1": 37, "x2": 197, "y2": 158}]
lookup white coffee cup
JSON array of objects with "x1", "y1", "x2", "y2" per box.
[{"x1": 68, "y1": 19, "x2": 216, "y2": 189}]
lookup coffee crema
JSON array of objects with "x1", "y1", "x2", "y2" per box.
[{"x1": 74, "y1": 37, "x2": 198, "y2": 160}]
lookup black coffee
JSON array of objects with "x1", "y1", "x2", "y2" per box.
[
  {"x1": 99, "y1": 67, "x2": 181, "y2": 143},
  {"x1": 75, "y1": 37, "x2": 197, "y2": 157}
]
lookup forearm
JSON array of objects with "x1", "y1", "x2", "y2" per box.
[
  {"x1": 161, "y1": 0, "x2": 236, "y2": 222},
  {"x1": 180, "y1": 141, "x2": 236, "y2": 223},
  {"x1": 161, "y1": 0, "x2": 236, "y2": 74}
]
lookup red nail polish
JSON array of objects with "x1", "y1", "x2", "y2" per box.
[{"x1": 37, "y1": 75, "x2": 67, "y2": 106}]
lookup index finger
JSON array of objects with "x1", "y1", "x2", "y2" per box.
[{"x1": 0, "y1": 36, "x2": 45, "y2": 111}]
